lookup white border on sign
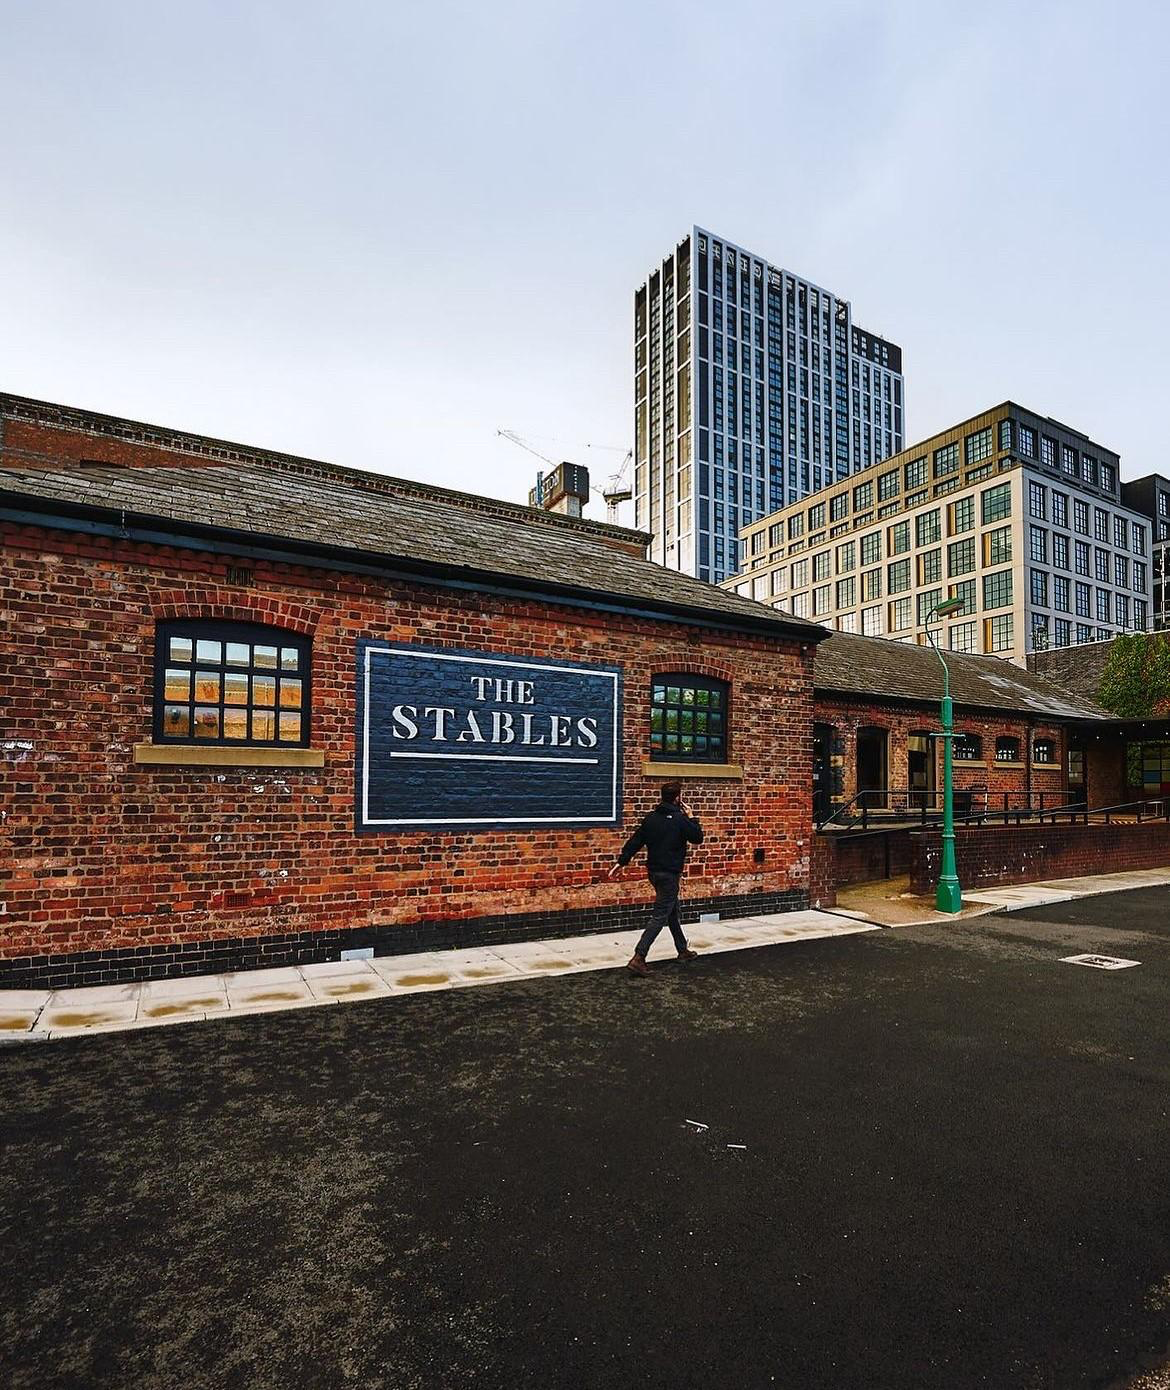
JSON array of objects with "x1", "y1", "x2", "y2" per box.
[{"x1": 360, "y1": 646, "x2": 620, "y2": 827}]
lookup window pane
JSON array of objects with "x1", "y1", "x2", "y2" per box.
[
  {"x1": 163, "y1": 705, "x2": 190, "y2": 736},
  {"x1": 254, "y1": 645, "x2": 278, "y2": 669},
  {"x1": 652, "y1": 685, "x2": 666, "y2": 703},
  {"x1": 164, "y1": 668, "x2": 190, "y2": 701},
  {"x1": 253, "y1": 675, "x2": 276, "y2": 706},
  {"x1": 225, "y1": 642, "x2": 250, "y2": 666},
  {"x1": 278, "y1": 712, "x2": 302, "y2": 742},
  {"x1": 251, "y1": 709, "x2": 276, "y2": 741},
  {"x1": 224, "y1": 671, "x2": 249, "y2": 705},
  {"x1": 223, "y1": 708, "x2": 249, "y2": 740},
  {"x1": 196, "y1": 639, "x2": 222, "y2": 663},
  {"x1": 169, "y1": 636, "x2": 193, "y2": 663},
  {"x1": 194, "y1": 670, "x2": 221, "y2": 702},
  {"x1": 281, "y1": 647, "x2": 300, "y2": 670},
  {"x1": 279, "y1": 679, "x2": 302, "y2": 709},
  {"x1": 194, "y1": 707, "x2": 220, "y2": 739}
]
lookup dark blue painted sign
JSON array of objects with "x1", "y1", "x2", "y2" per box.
[{"x1": 356, "y1": 641, "x2": 622, "y2": 831}]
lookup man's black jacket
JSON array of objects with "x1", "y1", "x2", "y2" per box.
[{"x1": 617, "y1": 801, "x2": 704, "y2": 875}]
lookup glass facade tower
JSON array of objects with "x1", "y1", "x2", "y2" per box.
[{"x1": 634, "y1": 227, "x2": 905, "y2": 584}]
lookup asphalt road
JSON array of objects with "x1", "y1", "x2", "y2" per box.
[{"x1": 5, "y1": 888, "x2": 1170, "y2": 1390}]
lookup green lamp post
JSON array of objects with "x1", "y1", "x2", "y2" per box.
[{"x1": 923, "y1": 595, "x2": 967, "y2": 914}]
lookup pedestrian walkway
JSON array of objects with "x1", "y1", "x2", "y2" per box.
[
  {"x1": 835, "y1": 865, "x2": 1170, "y2": 925},
  {"x1": 0, "y1": 910, "x2": 875, "y2": 1042}
]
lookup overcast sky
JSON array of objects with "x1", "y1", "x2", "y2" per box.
[{"x1": 2, "y1": 0, "x2": 1167, "y2": 523}]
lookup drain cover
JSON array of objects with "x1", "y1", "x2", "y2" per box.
[{"x1": 1060, "y1": 954, "x2": 1141, "y2": 971}]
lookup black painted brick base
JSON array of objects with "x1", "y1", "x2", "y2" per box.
[{"x1": 0, "y1": 889, "x2": 809, "y2": 991}]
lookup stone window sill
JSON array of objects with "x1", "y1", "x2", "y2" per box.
[
  {"x1": 133, "y1": 744, "x2": 325, "y2": 768},
  {"x1": 1031, "y1": 762, "x2": 1059, "y2": 770},
  {"x1": 642, "y1": 760, "x2": 743, "y2": 780},
  {"x1": 952, "y1": 759, "x2": 988, "y2": 768},
  {"x1": 992, "y1": 760, "x2": 1026, "y2": 769}
]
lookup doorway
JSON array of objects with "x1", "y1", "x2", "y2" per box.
[
  {"x1": 856, "y1": 726, "x2": 888, "y2": 809},
  {"x1": 813, "y1": 722, "x2": 833, "y2": 822},
  {"x1": 1067, "y1": 738, "x2": 1086, "y2": 808},
  {"x1": 908, "y1": 730, "x2": 935, "y2": 810}
]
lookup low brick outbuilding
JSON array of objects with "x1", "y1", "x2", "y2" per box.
[
  {"x1": 811, "y1": 631, "x2": 1109, "y2": 822},
  {"x1": 1, "y1": 394, "x2": 825, "y2": 989}
]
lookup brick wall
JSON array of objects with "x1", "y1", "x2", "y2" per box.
[
  {"x1": 1, "y1": 523, "x2": 817, "y2": 986},
  {"x1": 814, "y1": 693, "x2": 1068, "y2": 813},
  {"x1": 909, "y1": 821, "x2": 1170, "y2": 893}
]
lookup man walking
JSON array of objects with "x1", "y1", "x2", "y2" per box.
[{"x1": 608, "y1": 781, "x2": 704, "y2": 977}]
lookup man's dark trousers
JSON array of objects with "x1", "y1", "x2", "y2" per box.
[{"x1": 635, "y1": 870, "x2": 689, "y2": 959}]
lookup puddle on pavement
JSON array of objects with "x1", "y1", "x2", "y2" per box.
[
  {"x1": 143, "y1": 997, "x2": 222, "y2": 1017},
  {"x1": 394, "y1": 972, "x2": 451, "y2": 987},
  {"x1": 324, "y1": 980, "x2": 381, "y2": 997},
  {"x1": 461, "y1": 966, "x2": 509, "y2": 979},
  {"x1": 530, "y1": 959, "x2": 573, "y2": 970},
  {"x1": 237, "y1": 990, "x2": 305, "y2": 1003},
  {"x1": 0, "y1": 1014, "x2": 34, "y2": 1030}
]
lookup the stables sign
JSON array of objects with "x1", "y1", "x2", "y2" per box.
[{"x1": 356, "y1": 641, "x2": 622, "y2": 831}]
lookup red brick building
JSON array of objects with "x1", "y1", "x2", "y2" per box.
[
  {"x1": 1, "y1": 395, "x2": 824, "y2": 989},
  {"x1": 811, "y1": 633, "x2": 1107, "y2": 823}
]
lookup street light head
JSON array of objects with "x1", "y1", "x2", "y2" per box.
[{"x1": 931, "y1": 596, "x2": 966, "y2": 618}]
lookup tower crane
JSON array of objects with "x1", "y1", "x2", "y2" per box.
[{"x1": 497, "y1": 430, "x2": 634, "y2": 525}]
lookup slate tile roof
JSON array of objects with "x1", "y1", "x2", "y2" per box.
[
  {"x1": 1027, "y1": 641, "x2": 1114, "y2": 707},
  {"x1": 815, "y1": 630, "x2": 1111, "y2": 720},
  {"x1": 0, "y1": 457, "x2": 825, "y2": 640}
]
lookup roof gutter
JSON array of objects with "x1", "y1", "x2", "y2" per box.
[{"x1": 0, "y1": 490, "x2": 829, "y2": 646}]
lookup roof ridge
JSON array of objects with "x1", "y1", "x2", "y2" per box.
[{"x1": 0, "y1": 391, "x2": 650, "y2": 548}]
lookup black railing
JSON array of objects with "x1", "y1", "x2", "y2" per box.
[{"x1": 816, "y1": 790, "x2": 1170, "y2": 835}]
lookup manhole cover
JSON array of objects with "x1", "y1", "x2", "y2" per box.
[{"x1": 1060, "y1": 954, "x2": 1141, "y2": 971}]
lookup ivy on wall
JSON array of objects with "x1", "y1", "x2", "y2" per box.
[{"x1": 1098, "y1": 633, "x2": 1170, "y2": 719}]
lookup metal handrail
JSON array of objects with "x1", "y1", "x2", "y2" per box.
[{"x1": 815, "y1": 785, "x2": 1076, "y2": 833}]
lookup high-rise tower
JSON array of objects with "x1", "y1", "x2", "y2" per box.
[{"x1": 634, "y1": 226, "x2": 904, "y2": 583}]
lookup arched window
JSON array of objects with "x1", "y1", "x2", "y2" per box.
[
  {"x1": 953, "y1": 732, "x2": 982, "y2": 762},
  {"x1": 994, "y1": 736, "x2": 1021, "y2": 763},
  {"x1": 155, "y1": 620, "x2": 311, "y2": 746},
  {"x1": 649, "y1": 674, "x2": 729, "y2": 762},
  {"x1": 1033, "y1": 738, "x2": 1055, "y2": 764}
]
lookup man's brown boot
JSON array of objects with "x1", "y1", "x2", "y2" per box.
[
  {"x1": 677, "y1": 948, "x2": 699, "y2": 962},
  {"x1": 626, "y1": 953, "x2": 650, "y2": 977}
]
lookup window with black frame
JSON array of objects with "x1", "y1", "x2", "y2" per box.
[
  {"x1": 649, "y1": 675, "x2": 729, "y2": 762},
  {"x1": 994, "y1": 736, "x2": 1021, "y2": 763},
  {"x1": 155, "y1": 620, "x2": 310, "y2": 746},
  {"x1": 953, "y1": 733, "x2": 982, "y2": 761}
]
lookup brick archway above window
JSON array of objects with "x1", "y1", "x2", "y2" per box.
[{"x1": 151, "y1": 588, "x2": 319, "y2": 635}]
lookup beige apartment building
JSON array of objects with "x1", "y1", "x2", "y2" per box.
[{"x1": 724, "y1": 403, "x2": 1151, "y2": 665}]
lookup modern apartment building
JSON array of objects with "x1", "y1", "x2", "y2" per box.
[
  {"x1": 725, "y1": 403, "x2": 1151, "y2": 665},
  {"x1": 1122, "y1": 474, "x2": 1170, "y2": 629},
  {"x1": 634, "y1": 227, "x2": 904, "y2": 586}
]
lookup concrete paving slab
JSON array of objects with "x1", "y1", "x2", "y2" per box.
[
  {"x1": 0, "y1": 989, "x2": 51, "y2": 1009},
  {"x1": 0, "y1": 1010, "x2": 40, "y2": 1034},
  {"x1": 962, "y1": 886, "x2": 1079, "y2": 907},
  {"x1": 35, "y1": 1000, "x2": 141, "y2": 1032},
  {"x1": 224, "y1": 966, "x2": 305, "y2": 987},
  {"x1": 300, "y1": 958, "x2": 378, "y2": 979},
  {"x1": 45, "y1": 982, "x2": 140, "y2": 1007},
  {"x1": 139, "y1": 974, "x2": 227, "y2": 1000},
  {"x1": 305, "y1": 975, "x2": 394, "y2": 1002},
  {"x1": 224, "y1": 982, "x2": 317, "y2": 1009},
  {"x1": 139, "y1": 993, "x2": 229, "y2": 1020}
]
